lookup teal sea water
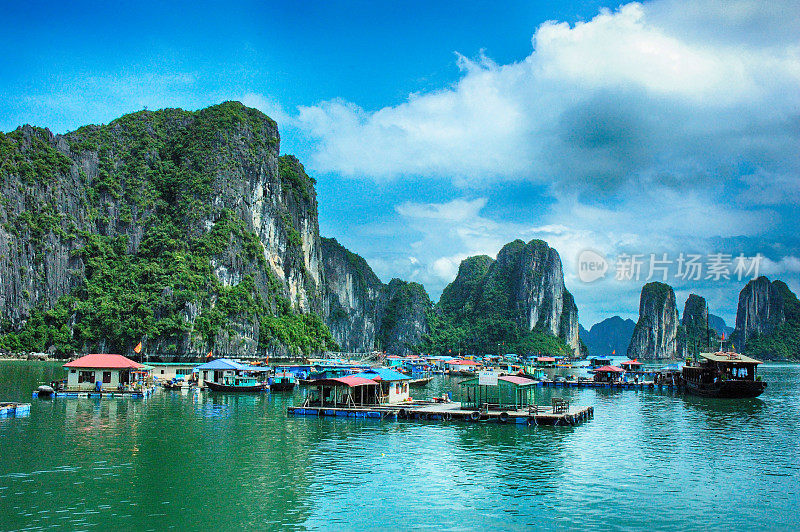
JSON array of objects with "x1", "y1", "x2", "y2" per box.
[{"x1": 1, "y1": 361, "x2": 799, "y2": 531}]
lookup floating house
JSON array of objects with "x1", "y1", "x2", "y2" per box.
[
  {"x1": 591, "y1": 365, "x2": 625, "y2": 383},
  {"x1": 63, "y1": 354, "x2": 153, "y2": 393},
  {"x1": 304, "y1": 376, "x2": 380, "y2": 407},
  {"x1": 460, "y1": 375, "x2": 537, "y2": 410},
  {"x1": 352, "y1": 368, "x2": 412, "y2": 404},
  {"x1": 589, "y1": 356, "x2": 612, "y2": 368},
  {"x1": 148, "y1": 362, "x2": 198, "y2": 382},
  {"x1": 194, "y1": 358, "x2": 267, "y2": 389},
  {"x1": 535, "y1": 356, "x2": 557, "y2": 367},
  {"x1": 446, "y1": 359, "x2": 482, "y2": 374},
  {"x1": 620, "y1": 360, "x2": 643, "y2": 371}
]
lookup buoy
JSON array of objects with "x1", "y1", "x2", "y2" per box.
[{"x1": 499, "y1": 412, "x2": 509, "y2": 423}]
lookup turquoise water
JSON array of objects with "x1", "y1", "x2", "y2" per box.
[{"x1": 1, "y1": 360, "x2": 799, "y2": 531}]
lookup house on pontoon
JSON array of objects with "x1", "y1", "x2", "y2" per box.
[
  {"x1": 63, "y1": 354, "x2": 153, "y2": 392},
  {"x1": 459, "y1": 375, "x2": 537, "y2": 410},
  {"x1": 303, "y1": 376, "x2": 380, "y2": 407},
  {"x1": 351, "y1": 368, "x2": 412, "y2": 404}
]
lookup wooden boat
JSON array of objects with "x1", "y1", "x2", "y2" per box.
[
  {"x1": 270, "y1": 372, "x2": 297, "y2": 392},
  {"x1": 408, "y1": 376, "x2": 433, "y2": 387},
  {"x1": 682, "y1": 351, "x2": 766, "y2": 398},
  {"x1": 205, "y1": 378, "x2": 266, "y2": 392}
]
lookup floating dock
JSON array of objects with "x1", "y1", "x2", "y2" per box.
[
  {"x1": 288, "y1": 401, "x2": 593, "y2": 426},
  {"x1": 538, "y1": 379, "x2": 681, "y2": 391},
  {"x1": 0, "y1": 402, "x2": 31, "y2": 418},
  {"x1": 32, "y1": 387, "x2": 155, "y2": 399}
]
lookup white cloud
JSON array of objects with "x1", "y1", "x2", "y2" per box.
[{"x1": 295, "y1": 1, "x2": 800, "y2": 197}]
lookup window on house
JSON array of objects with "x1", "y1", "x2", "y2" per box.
[
  {"x1": 78, "y1": 371, "x2": 95, "y2": 383},
  {"x1": 102, "y1": 371, "x2": 112, "y2": 383}
]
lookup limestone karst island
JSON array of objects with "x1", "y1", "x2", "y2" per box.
[{"x1": 1, "y1": 1, "x2": 798, "y2": 530}]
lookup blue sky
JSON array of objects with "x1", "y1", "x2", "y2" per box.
[{"x1": 3, "y1": 0, "x2": 799, "y2": 327}]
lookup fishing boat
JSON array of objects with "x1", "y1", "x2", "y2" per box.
[
  {"x1": 270, "y1": 372, "x2": 297, "y2": 392},
  {"x1": 408, "y1": 376, "x2": 432, "y2": 387},
  {"x1": 204, "y1": 376, "x2": 266, "y2": 393},
  {"x1": 682, "y1": 351, "x2": 766, "y2": 398}
]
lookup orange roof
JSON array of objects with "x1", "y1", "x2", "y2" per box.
[
  {"x1": 592, "y1": 365, "x2": 624, "y2": 373},
  {"x1": 64, "y1": 354, "x2": 144, "y2": 370},
  {"x1": 449, "y1": 359, "x2": 480, "y2": 365}
]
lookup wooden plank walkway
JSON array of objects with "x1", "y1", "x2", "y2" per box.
[{"x1": 288, "y1": 401, "x2": 594, "y2": 426}]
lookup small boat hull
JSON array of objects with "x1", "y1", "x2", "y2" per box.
[
  {"x1": 684, "y1": 379, "x2": 766, "y2": 398},
  {"x1": 270, "y1": 382, "x2": 296, "y2": 392},
  {"x1": 205, "y1": 380, "x2": 265, "y2": 393}
]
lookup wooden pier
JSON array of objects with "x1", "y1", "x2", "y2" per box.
[{"x1": 288, "y1": 401, "x2": 594, "y2": 426}]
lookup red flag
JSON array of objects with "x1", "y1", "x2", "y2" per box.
[
  {"x1": 134, "y1": 342, "x2": 142, "y2": 354},
  {"x1": 612, "y1": 349, "x2": 615, "y2": 355},
  {"x1": 206, "y1": 351, "x2": 213, "y2": 358}
]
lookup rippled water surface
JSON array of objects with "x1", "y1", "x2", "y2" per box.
[{"x1": 1, "y1": 361, "x2": 799, "y2": 531}]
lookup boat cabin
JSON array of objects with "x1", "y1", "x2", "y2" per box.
[
  {"x1": 591, "y1": 365, "x2": 625, "y2": 383},
  {"x1": 304, "y1": 376, "x2": 380, "y2": 407},
  {"x1": 352, "y1": 368, "x2": 411, "y2": 404},
  {"x1": 590, "y1": 357, "x2": 612, "y2": 368},
  {"x1": 460, "y1": 375, "x2": 536, "y2": 410},
  {"x1": 63, "y1": 354, "x2": 152, "y2": 391}
]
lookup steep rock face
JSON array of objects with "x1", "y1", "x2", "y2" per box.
[
  {"x1": 320, "y1": 238, "x2": 432, "y2": 355},
  {"x1": 580, "y1": 316, "x2": 636, "y2": 356},
  {"x1": 734, "y1": 276, "x2": 786, "y2": 349},
  {"x1": 320, "y1": 237, "x2": 384, "y2": 352},
  {"x1": 627, "y1": 282, "x2": 683, "y2": 360},
  {"x1": 732, "y1": 276, "x2": 800, "y2": 360},
  {"x1": 433, "y1": 239, "x2": 580, "y2": 356},
  {"x1": 682, "y1": 294, "x2": 712, "y2": 354},
  {"x1": 377, "y1": 279, "x2": 431, "y2": 357},
  {"x1": 0, "y1": 103, "x2": 334, "y2": 359}
]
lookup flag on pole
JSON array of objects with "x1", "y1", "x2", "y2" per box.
[
  {"x1": 206, "y1": 351, "x2": 213, "y2": 358},
  {"x1": 612, "y1": 349, "x2": 615, "y2": 355},
  {"x1": 134, "y1": 342, "x2": 142, "y2": 354}
]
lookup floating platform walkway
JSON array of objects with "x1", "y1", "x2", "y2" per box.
[
  {"x1": 32, "y1": 387, "x2": 155, "y2": 399},
  {"x1": 288, "y1": 401, "x2": 593, "y2": 426},
  {"x1": 0, "y1": 402, "x2": 31, "y2": 418},
  {"x1": 538, "y1": 379, "x2": 681, "y2": 391}
]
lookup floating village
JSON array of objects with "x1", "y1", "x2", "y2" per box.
[{"x1": 3, "y1": 345, "x2": 767, "y2": 427}]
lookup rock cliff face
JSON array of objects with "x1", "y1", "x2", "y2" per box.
[
  {"x1": 733, "y1": 276, "x2": 786, "y2": 349},
  {"x1": 0, "y1": 103, "x2": 338, "y2": 359},
  {"x1": 433, "y1": 239, "x2": 580, "y2": 356},
  {"x1": 732, "y1": 277, "x2": 800, "y2": 360},
  {"x1": 682, "y1": 294, "x2": 713, "y2": 354},
  {"x1": 320, "y1": 238, "x2": 431, "y2": 356},
  {"x1": 580, "y1": 316, "x2": 636, "y2": 356},
  {"x1": 627, "y1": 282, "x2": 683, "y2": 360},
  {"x1": 320, "y1": 237, "x2": 384, "y2": 353}
]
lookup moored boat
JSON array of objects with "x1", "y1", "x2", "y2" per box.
[
  {"x1": 408, "y1": 376, "x2": 432, "y2": 387},
  {"x1": 204, "y1": 378, "x2": 266, "y2": 393},
  {"x1": 270, "y1": 372, "x2": 297, "y2": 392},
  {"x1": 682, "y1": 351, "x2": 766, "y2": 398}
]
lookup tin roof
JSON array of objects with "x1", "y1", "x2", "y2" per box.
[
  {"x1": 352, "y1": 368, "x2": 411, "y2": 382},
  {"x1": 64, "y1": 354, "x2": 144, "y2": 370},
  {"x1": 700, "y1": 352, "x2": 762, "y2": 364},
  {"x1": 194, "y1": 358, "x2": 260, "y2": 371},
  {"x1": 592, "y1": 365, "x2": 624, "y2": 373},
  {"x1": 313, "y1": 376, "x2": 380, "y2": 387},
  {"x1": 499, "y1": 375, "x2": 536, "y2": 386}
]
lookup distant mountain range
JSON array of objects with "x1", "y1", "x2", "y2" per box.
[
  {"x1": 709, "y1": 314, "x2": 734, "y2": 336},
  {"x1": 580, "y1": 316, "x2": 636, "y2": 357}
]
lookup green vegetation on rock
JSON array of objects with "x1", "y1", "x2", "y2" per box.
[{"x1": 0, "y1": 102, "x2": 336, "y2": 357}]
